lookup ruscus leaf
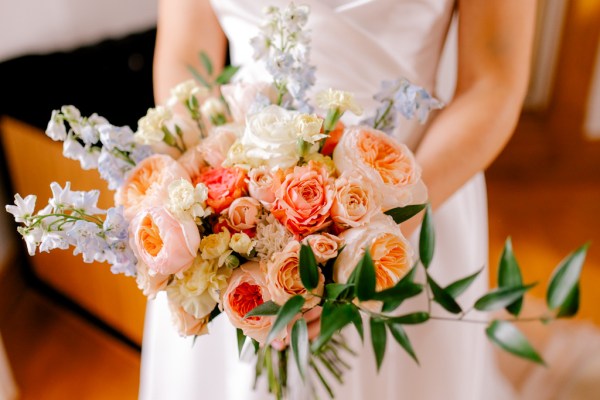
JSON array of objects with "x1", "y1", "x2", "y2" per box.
[
  {"x1": 312, "y1": 303, "x2": 355, "y2": 353},
  {"x1": 291, "y1": 318, "x2": 309, "y2": 380},
  {"x1": 384, "y1": 203, "x2": 427, "y2": 224},
  {"x1": 474, "y1": 284, "x2": 536, "y2": 312},
  {"x1": 266, "y1": 295, "x2": 305, "y2": 344},
  {"x1": 325, "y1": 283, "x2": 354, "y2": 300},
  {"x1": 245, "y1": 300, "x2": 280, "y2": 318},
  {"x1": 386, "y1": 312, "x2": 430, "y2": 325},
  {"x1": 486, "y1": 320, "x2": 545, "y2": 365},
  {"x1": 498, "y1": 238, "x2": 524, "y2": 315},
  {"x1": 428, "y1": 275, "x2": 462, "y2": 314},
  {"x1": 356, "y1": 248, "x2": 376, "y2": 301},
  {"x1": 236, "y1": 328, "x2": 247, "y2": 358},
  {"x1": 299, "y1": 244, "x2": 319, "y2": 291},
  {"x1": 216, "y1": 65, "x2": 241, "y2": 85},
  {"x1": 199, "y1": 51, "x2": 213, "y2": 76},
  {"x1": 419, "y1": 204, "x2": 435, "y2": 269},
  {"x1": 547, "y1": 243, "x2": 589, "y2": 314},
  {"x1": 370, "y1": 319, "x2": 387, "y2": 371},
  {"x1": 444, "y1": 267, "x2": 483, "y2": 298},
  {"x1": 387, "y1": 323, "x2": 419, "y2": 364}
]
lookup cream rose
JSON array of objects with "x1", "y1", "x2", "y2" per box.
[
  {"x1": 333, "y1": 126, "x2": 427, "y2": 211},
  {"x1": 266, "y1": 241, "x2": 324, "y2": 309},
  {"x1": 334, "y1": 214, "x2": 412, "y2": 299},
  {"x1": 223, "y1": 261, "x2": 282, "y2": 344},
  {"x1": 241, "y1": 105, "x2": 300, "y2": 169},
  {"x1": 303, "y1": 233, "x2": 344, "y2": 264},
  {"x1": 331, "y1": 172, "x2": 382, "y2": 229},
  {"x1": 131, "y1": 206, "x2": 200, "y2": 276}
]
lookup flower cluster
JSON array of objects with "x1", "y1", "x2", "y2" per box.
[{"x1": 6, "y1": 182, "x2": 136, "y2": 276}]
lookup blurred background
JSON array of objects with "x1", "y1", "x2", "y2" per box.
[{"x1": 0, "y1": 0, "x2": 599, "y2": 399}]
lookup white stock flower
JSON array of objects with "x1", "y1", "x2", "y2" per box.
[
  {"x1": 316, "y1": 88, "x2": 363, "y2": 115},
  {"x1": 230, "y1": 232, "x2": 255, "y2": 256},
  {"x1": 168, "y1": 80, "x2": 208, "y2": 107},
  {"x1": 294, "y1": 113, "x2": 326, "y2": 144},
  {"x1": 200, "y1": 97, "x2": 227, "y2": 119},
  {"x1": 168, "y1": 179, "x2": 196, "y2": 211},
  {"x1": 135, "y1": 106, "x2": 172, "y2": 144}
]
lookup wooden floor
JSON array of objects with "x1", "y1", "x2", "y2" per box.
[{"x1": 1, "y1": 110, "x2": 600, "y2": 399}]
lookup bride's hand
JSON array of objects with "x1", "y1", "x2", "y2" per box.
[{"x1": 271, "y1": 306, "x2": 322, "y2": 351}]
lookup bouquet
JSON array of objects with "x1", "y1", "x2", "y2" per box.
[{"x1": 6, "y1": 4, "x2": 588, "y2": 399}]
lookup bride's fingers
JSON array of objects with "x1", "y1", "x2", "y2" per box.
[
  {"x1": 307, "y1": 318, "x2": 321, "y2": 340},
  {"x1": 303, "y1": 306, "x2": 322, "y2": 323}
]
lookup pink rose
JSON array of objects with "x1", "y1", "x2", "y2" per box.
[
  {"x1": 199, "y1": 125, "x2": 240, "y2": 168},
  {"x1": 266, "y1": 241, "x2": 324, "y2": 309},
  {"x1": 302, "y1": 233, "x2": 344, "y2": 264},
  {"x1": 223, "y1": 261, "x2": 281, "y2": 344},
  {"x1": 131, "y1": 206, "x2": 200, "y2": 276},
  {"x1": 177, "y1": 144, "x2": 207, "y2": 179},
  {"x1": 247, "y1": 166, "x2": 283, "y2": 209},
  {"x1": 331, "y1": 172, "x2": 382, "y2": 230},
  {"x1": 334, "y1": 214, "x2": 413, "y2": 294},
  {"x1": 220, "y1": 81, "x2": 278, "y2": 124},
  {"x1": 168, "y1": 300, "x2": 210, "y2": 337},
  {"x1": 271, "y1": 162, "x2": 334, "y2": 238},
  {"x1": 227, "y1": 197, "x2": 262, "y2": 232},
  {"x1": 195, "y1": 167, "x2": 248, "y2": 213},
  {"x1": 115, "y1": 154, "x2": 191, "y2": 220},
  {"x1": 333, "y1": 126, "x2": 427, "y2": 211}
]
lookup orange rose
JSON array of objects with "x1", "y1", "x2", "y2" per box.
[
  {"x1": 333, "y1": 126, "x2": 427, "y2": 211},
  {"x1": 195, "y1": 167, "x2": 247, "y2": 213},
  {"x1": 265, "y1": 241, "x2": 324, "y2": 309},
  {"x1": 115, "y1": 154, "x2": 191, "y2": 220},
  {"x1": 321, "y1": 121, "x2": 345, "y2": 156},
  {"x1": 271, "y1": 161, "x2": 334, "y2": 238}
]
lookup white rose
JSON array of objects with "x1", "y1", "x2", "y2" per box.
[{"x1": 241, "y1": 105, "x2": 300, "y2": 169}]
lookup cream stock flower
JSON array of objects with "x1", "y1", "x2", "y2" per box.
[
  {"x1": 168, "y1": 79, "x2": 209, "y2": 107},
  {"x1": 201, "y1": 97, "x2": 227, "y2": 120},
  {"x1": 200, "y1": 230, "x2": 231, "y2": 260},
  {"x1": 315, "y1": 89, "x2": 363, "y2": 115},
  {"x1": 135, "y1": 261, "x2": 169, "y2": 299},
  {"x1": 168, "y1": 179, "x2": 210, "y2": 220},
  {"x1": 135, "y1": 106, "x2": 172, "y2": 144},
  {"x1": 230, "y1": 232, "x2": 255, "y2": 255}
]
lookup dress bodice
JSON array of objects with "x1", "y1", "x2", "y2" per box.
[{"x1": 210, "y1": 0, "x2": 456, "y2": 146}]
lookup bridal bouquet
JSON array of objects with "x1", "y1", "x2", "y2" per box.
[{"x1": 6, "y1": 3, "x2": 588, "y2": 399}]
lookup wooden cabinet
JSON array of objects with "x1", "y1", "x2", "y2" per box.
[{"x1": 1, "y1": 117, "x2": 146, "y2": 345}]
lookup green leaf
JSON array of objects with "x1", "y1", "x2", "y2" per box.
[
  {"x1": 384, "y1": 203, "x2": 427, "y2": 224},
  {"x1": 547, "y1": 243, "x2": 589, "y2": 315},
  {"x1": 428, "y1": 275, "x2": 462, "y2": 314},
  {"x1": 373, "y1": 281, "x2": 423, "y2": 303},
  {"x1": 370, "y1": 319, "x2": 387, "y2": 371},
  {"x1": 312, "y1": 303, "x2": 355, "y2": 353},
  {"x1": 325, "y1": 283, "x2": 354, "y2": 300},
  {"x1": 236, "y1": 328, "x2": 247, "y2": 358},
  {"x1": 199, "y1": 51, "x2": 213, "y2": 76},
  {"x1": 486, "y1": 320, "x2": 545, "y2": 365},
  {"x1": 474, "y1": 284, "x2": 536, "y2": 312},
  {"x1": 348, "y1": 304, "x2": 364, "y2": 342},
  {"x1": 556, "y1": 283, "x2": 580, "y2": 318},
  {"x1": 266, "y1": 295, "x2": 305, "y2": 344},
  {"x1": 356, "y1": 248, "x2": 376, "y2": 301},
  {"x1": 444, "y1": 267, "x2": 483, "y2": 298},
  {"x1": 216, "y1": 65, "x2": 241, "y2": 85},
  {"x1": 291, "y1": 318, "x2": 309, "y2": 380},
  {"x1": 419, "y1": 204, "x2": 435, "y2": 269},
  {"x1": 387, "y1": 323, "x2": 419, "y2": 364},
  {"x1": 245, "y1": 300, "x2": 280, "y2": 318},
  {"x1": 498, "y1": 238, "x2": 524, "y2": 315},
  {"x1": 386, "y1": 312, "x2": 430, "y2": 325},
  {"x1": 186, "y1": 65, "x2": 211, "y2": 88},
  {"x1": 299, "y1": 244, "x2": 319, "y2": 291}
]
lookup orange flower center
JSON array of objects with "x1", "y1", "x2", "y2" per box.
[
  {"x1": 139, "y1": 215, "x2": 163, "y2": 257},
  {"x1": 230, "y1": 282, "x2": 264, "y2": 320},
  {"x1": 370, "y1": 233, "x2": 410, "y2": 291}
]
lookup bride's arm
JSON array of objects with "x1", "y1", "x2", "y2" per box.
[
  {"x1": 153, "y1": 0, "x2": 227, "y2": 104},
  {"x1": 416, "y1": 0, "x2": 536, "y2": 209}
]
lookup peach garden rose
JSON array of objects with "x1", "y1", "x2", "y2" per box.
[
  {"x1": 131, "y1": 206, "x2": 200, "y2": 276},
  {"x1": 333, "y1": 126, "x2": 427, "y2": 211},
  {"x1": 331, "y1": 172, "x2": 382, "y2": 230}
]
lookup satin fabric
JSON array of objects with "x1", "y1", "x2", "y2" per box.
[{"x1": 139, "y1": 1, "x2": 514, "y2": 398}]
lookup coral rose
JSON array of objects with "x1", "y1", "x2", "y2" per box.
[
  {"x1": 194, "y1": 167, "x2": 247, "y2": 213},
  {"x1": 320, "y1": 121, "x2": 345, "y2": 156},
  {"x1": 333, "y1": 126, "x2": 427, "y2": 211},
  {"x1": 266, "y1": 241, "x2": 324, "y2": 310},
  {"x1": 223, "y1": 261, "x2": 282, "y2": 344},
  {"x1": 131, "y1": 206, "x2": 200, "y2": 276},
  {"x1": 271, "y1": 162, "x2": 334, "y2": 238},
  {"x1": 115, "y1": 154, "x2": 191, "y2": 220}
]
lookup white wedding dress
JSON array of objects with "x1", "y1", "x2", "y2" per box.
[{"x1": 139, "y1": 1, "x2": 514, "y2": 399}]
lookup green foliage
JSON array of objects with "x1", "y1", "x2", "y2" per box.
[
  {"x1": 325, "y1": 283, "x2": 355, "y2": 300},
  {"x1": 498, "y1": 238, "x2": 524, "y2": 315},
  {"x1": 236, "y1": 328, "x2": 247, "y2": 358},
  {"x1": 386, "y1": 312, "x2": 430, "y2": 325},
  {"x1": 291, "y1": 319, "x2": 309, "y2": 380},
  {"x1": 199, "y1": 51, "x2": 213, "y2": 76},
  {"x1": 355, "y1": 248, "x2": 376, "y2": 301},
  {"x1": 384, "y1": 203, "x2": 427, "y2": 224},
  {"x1": 312, "y1": 303, "x2": 356, "y2": 353},
  {"x1": 245, "y1": 300, "x2": 281, "y2": 318},
  {"x1": 387, "y1": 323, "x2": 419, "y2": 364},
  {"x1": 266, "y1": 296, "x2": 305, "y2": 344},
  {"x1": 299, "y1": 244, "x2": 319, "y2": 291},
  {"x1": 370, "y1": 319, "x2": 387, "y2": 371},
  {"x1": 428, "y1": 275, "x2": 462, "y2": 314},
  {"x1": 546, "y1": 243, "x2": 589, "y2": 317},
  {"x1": 419, "y1": 204, "x2": 435, "y2": 269},
  {"x1": 216, "y1": 65, "x2": 242, "y2": 85},
  {"x1": 486, "y1": 320, "x2": 544, "y2": 365},
  {"x1": 444, "y1": 267, "x2": 483, "y2": 298},
  {"x1": 474, "y1": 284, "x2": 536, "y2": 312}
]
